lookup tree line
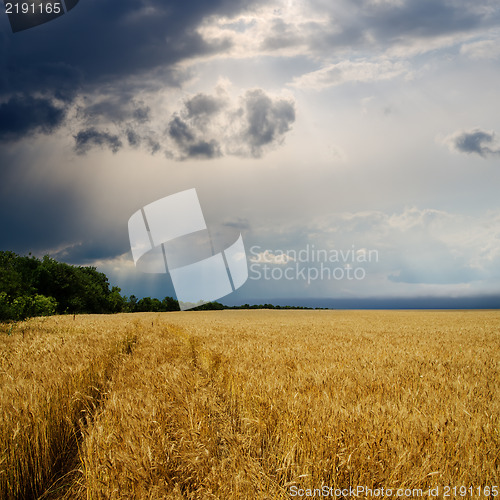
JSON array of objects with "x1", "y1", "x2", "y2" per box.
[{"x1": 0, "y1": 251, "x2": 317, "y2": 321}]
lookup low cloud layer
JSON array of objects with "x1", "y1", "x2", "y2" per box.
[{"x1": 446, "y1": 128, "x2": 500, "y2": 158}]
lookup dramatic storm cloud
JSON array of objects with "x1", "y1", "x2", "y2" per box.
[
  {"x1": 0, "y1": 0, "x2": 264, "y2": 92},
  {"x1": 0, "y1": 0, "x2": 266, "y2": 142}
]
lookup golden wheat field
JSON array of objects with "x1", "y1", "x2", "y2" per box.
[{"x1": 0, "y1": 310, "x2": 499, "y2": 499}]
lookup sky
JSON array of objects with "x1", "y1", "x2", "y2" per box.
[{"x1": 1, "y1": 0, "x2": 499, "y2": 308}]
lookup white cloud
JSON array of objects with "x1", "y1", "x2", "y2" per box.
[
  {"x1": 460, "y1": 38, "x2": 500, "y2": 60},
  {"x1": 290, "y1": 59, "x2": 411, "y2": 89}
]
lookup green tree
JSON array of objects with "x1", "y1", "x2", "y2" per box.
[
  {"x1": 137, "y1": 297, "x2": 153, "y2": 312},
  {"x1": 127, "y1": 295, "x2": 138, "y2": 312},
  {"x1": 162, "y1": 296, "x2": 179, "y2": 311},
  {"x1": 108, "y1": 286, "x2": 126, "y2": 313}
]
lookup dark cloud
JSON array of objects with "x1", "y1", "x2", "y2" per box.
[
  {"x1": 167, "y1": 116, "x2": 222, "y2": 160},
  {"x1": 74, "y1": 127, "x2": 123, "y2": 155},
  {"x1": 81, "y1": 98, "x2": 151, "y2": 124},
  {"x1": 0, "y1": 56, "x2": 83, "y2": 99},
  {"x1": 0, "y1": 0, "x2": 267, "y2": 144},
  {"x1": 9, "y1": 62, "x2": 84, "y2": 102},
  {"x1": 0, "y1": 95, "x2": 66, "y2": 142},
  {"x1": 168, "y1": 116, "x2": 196, "y2": 144},
  {"x1": 82, "y1": 100, "x2": 132, "y2": 123},
  {"x1": 447, "y1": 128, "x2": 500, "y2": 158},
  {"x1": 187, "y1": 139, "x2": 222, "y2": 159},
  {"x1": 185, "y1": 93, "x2": 225, "y2": 119},
  {"x1": 75, "y1": 97, "x2": 156, "y2": 153},
  {"x1": 71, "y1": 96, "x2": 162, "y2": 154},
  {"x1": 133, "y1": 106, "x2": 151, "y2": 123},
  {"x1": 1, "y1": 0, "x2": 296, "y2": 157},
  {"x1": 0, "y1": 0, "x2": 263, "y2": 96},
  {"x1": 72, "y1": 87, "x2": 292, "y2": 160},
  {"x1": 241, "y1": 89, "x2": 295, "y2": 157},
  {"x1": 126, "y1": 129, "x2": 141, "y2": 147},
  {"x1": 147, "y1": 138, "x2": 161, "y2": 154},
  {"x1": 0, "y1": 63, "x2": 79, "y2": 142},
  {"x1": 166, "y1": 94, "x2": 226, "y2": 159},
  {"x1": 164, "y1": 88, "x2": 295, "y2": 160}
]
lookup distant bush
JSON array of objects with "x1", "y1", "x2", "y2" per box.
[
  {"x1": 0, "y1": 292, "x2": 13, "y2": 321},
  {"x1": 0, "y1": 292, "x2": 57, "y2": 321},
  {"x1": 31, "y1": 294, "x2": 58, "y2": 317}
]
